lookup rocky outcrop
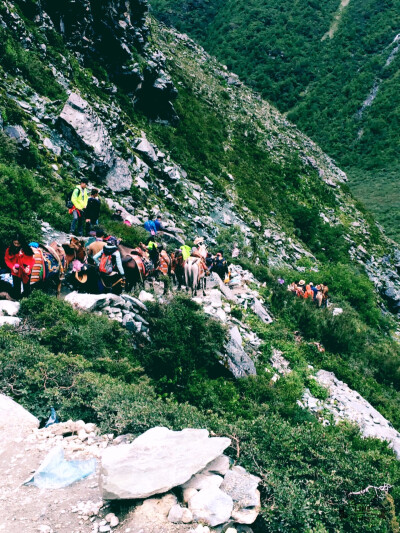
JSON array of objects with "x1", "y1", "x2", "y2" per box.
[
  {"x1": 19, "y1": 0, "x2": 178, "y2": 121},
  {"x1": 64, "y1": 291, "x2": 150, "y2": 336},
  {"x1": 58, "y1": 93, "x2": 132, "y2": 191},
  {"x1": 100, "y1": 427, "x2": 231, "y2": 499},
  {"x1": 222, "y1": 328, "x2": 257, "y2": 379},
  {"x1": 299, "y1": 370, "x2": 400, "y2": 459}
]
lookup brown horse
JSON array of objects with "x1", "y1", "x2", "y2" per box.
[
  {"x1": 62, "y1": 237, "x2": 86, "y2": 269},
  {"x1": 171, "y1": 249, "x2": 185, "y2": 289}
]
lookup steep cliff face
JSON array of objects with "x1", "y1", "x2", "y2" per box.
[{"x1": 14, "y1": 0, "x2": 177, "y2": 120}]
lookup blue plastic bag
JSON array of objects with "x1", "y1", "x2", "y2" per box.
[
  {"x1": 44, "y1": 407, "x2": 60, "y2": 428},
  {"x1": 24, "y1": 446, "x2": 97, "y2": 489}
]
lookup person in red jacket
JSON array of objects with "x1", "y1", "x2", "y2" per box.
[{"x1": 4, "y1": 234, "x2": 35, "y2": 299}]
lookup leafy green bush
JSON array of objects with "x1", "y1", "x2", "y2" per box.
[{"x1": 137, "y1": 294, "x2": 227, "y2": 397}]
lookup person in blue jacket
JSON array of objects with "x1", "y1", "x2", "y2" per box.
[{"x1": 144, "y1": 217, "x2": 157, "y2": 235}]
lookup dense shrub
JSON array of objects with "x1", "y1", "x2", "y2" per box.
[{"x1": 137, "y1": 294, "x2": 227, "y2": 397}]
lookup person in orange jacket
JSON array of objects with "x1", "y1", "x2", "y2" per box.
[{"x1": 4, "y1": 233, "x2": 35, "y2": 299}]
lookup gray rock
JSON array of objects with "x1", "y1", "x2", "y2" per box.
[
  {"x1": 58, "y1": 93, "x2": 113, "y2": 167},
  {"x1": 101, "y1": 427, "x2": 231, "y2": 499},
  {"x1": 221, "y1": 330, "x2": 257, "y2": 379},
  {"x1": 4, "y1": 125, "x2": 30, "y2": 148},
  {"x1": 106, "y1": 158, "x2": 132, "y2": 192},
  {"x1": 135, "y1": 137, "x2": 158, "y2": 162},
  {"x1": 122, "y1": 294, "x2": 148, "y2": 311},
  {"x1": 221, "y1": 466, "x2": 261, "y2": 524},
  {"x1": 43, "y1": 137, "x2": 62, "y2": 156},
  {"x1": 189, "y1": 487, "x2": 233, "y2": 527},
  {"x1": 181, "y1": 473, "x2": 223, "y2": 490},
  {"x1": 0, "y1": 316, "x2": 21, "y2": 327},
  {"x1": 251, "y1": 298, "x2": 273, "y2": 324},
  {"x1": 201, "y1": 455, "x2": 230, "y2": 476}
]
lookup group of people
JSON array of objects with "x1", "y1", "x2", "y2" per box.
[
  {"x1": 144, "y1": 215, "x2": 164, "y2": 236},
  {"x1": 288, "y1": 279, "x2": 329, "y2": 307}
]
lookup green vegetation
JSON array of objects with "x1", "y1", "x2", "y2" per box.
[
  {"x1": 150, "y1": 0, "x2": 400, "y2": 240},
  {"x1": 0, "y1": 27, "x2": 65, "y2": 100},
  {"x1": 1, "y1": 291, "x2": 400, "y2": 531}
]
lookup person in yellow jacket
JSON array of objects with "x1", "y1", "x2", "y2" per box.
[{"x1": 70, "y1": 177, "x2": 89, "y2": 236}]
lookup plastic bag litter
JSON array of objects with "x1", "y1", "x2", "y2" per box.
[
  {"x1": 24, "y1": 446, "x2": 96, "y2": 489},
  {"x1": 44, "y1": 407, "x2": 60, "y2": 428}
]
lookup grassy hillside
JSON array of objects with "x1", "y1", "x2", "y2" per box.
[{"x1": 150, "y1": 0, "x2": 400, "y2": 240}]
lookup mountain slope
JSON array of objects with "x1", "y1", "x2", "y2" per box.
[
  {"x1": 150, "y1": 0, "x2": 400, "y2": 240},
  {"x1": 2, "y1": 1, "x2": 400, "y2": 531}
]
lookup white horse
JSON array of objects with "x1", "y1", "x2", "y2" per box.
[{"x1": 184, "y1": 256, "x2": 206, "y2": 296}]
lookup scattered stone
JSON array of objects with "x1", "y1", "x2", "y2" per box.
[
  {"x1": 168, "y1": 504, "x2": 193, "y2": 524},
  {"x1": 138, "y1": 290, "x2": 155, "y2": 303}
]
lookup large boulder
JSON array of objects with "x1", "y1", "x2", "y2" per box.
[
  {"x1": 58, "y1": 93, "x2": 132, "y2": 191},
  {"x1": 100, "y1": 427, "x2": 231, "y2": 499},
  {"x1": 188, "y1": 487, "x2": 233, "y2": 527},
  {"x1": 0, "y1": 394, "x2": 39, "y2": 432}
]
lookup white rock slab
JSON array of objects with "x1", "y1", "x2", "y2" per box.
[
  {"x1": 101, "y1": 427, "x2": 231, "y2": 499},
  {"x1": 0, "y1": 394, "x2": 39, "y2": 432},
  {"x1": 301, "y1": 370, "x2": 400, "y2": 459},
  {"x1": 0, "y1": 300, "x2": 20, "y2": 317},
  {"x1": 0, "y1": 316, "x2": 21, "y2": 327},
  {"x1": 189, "y1": 487, "x2": 233, "y2": 526}
]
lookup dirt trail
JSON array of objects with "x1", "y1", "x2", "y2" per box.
[
  {"x1": 0, "y1": 425, "x2": 100, "y2": 533},
  {"x1": 322, "y1": 0, "x2": 351, "y2": 41}
]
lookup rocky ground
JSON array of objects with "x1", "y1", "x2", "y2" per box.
[{"x1": 0, "y1": 395, "x2": 260, "y2": 533}]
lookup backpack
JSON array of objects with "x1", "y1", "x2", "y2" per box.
[
  {"x1": 65, "y1": 188, "x2": 78, "y2": 209},
  {"x1": 99, "y1": 254, "x2": 114, "y2": 274}
]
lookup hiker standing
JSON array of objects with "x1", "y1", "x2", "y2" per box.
[
  {"x1": 85, "y1": 188, "x2": 100, "y2": 235},
  {"x1": 154, "y1": 215, "x2": 164, "y2": 233},
  {"x1": 70, "y1": 178, "x2": 89, "y2": 236},
  {"x1": 213, "y1": 251, "x2": 228, "y2": 280},
  {"x1": 4, "y1": 234, "x2": 35, "y2": 299}
]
